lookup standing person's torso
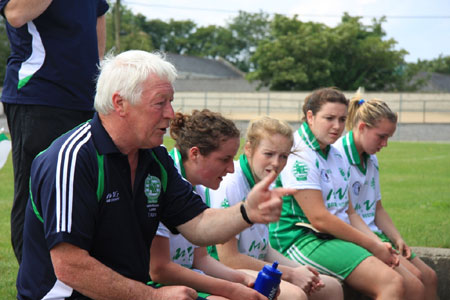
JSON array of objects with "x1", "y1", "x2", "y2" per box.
[
  {"x1": 335, "y1": 132, "x2": 382, "y2": 233},
  {"x1": 209, "y1": 158, "x2": 270, "y2": 260},
  {"x1": 0, "y1": 0, "x2": 109, "y2": 111}
]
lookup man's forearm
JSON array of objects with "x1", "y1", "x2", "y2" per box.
[
  {"x1": 51, "y1": 243, "x2": 154, "y2": 300},
  {"x1": 4, "y1": 0, "x2": 52, "y2": 28},
  {"x1": 178, "y1": 205, "x2": 249, "y2": 246}
]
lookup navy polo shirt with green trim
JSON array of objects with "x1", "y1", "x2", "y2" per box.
[
  {"x1": 0, "y1": 0, "x2": 109, "y2": 111},
  {"x1": 17, "y1": 113, "x2": 208, "y2": 299}
]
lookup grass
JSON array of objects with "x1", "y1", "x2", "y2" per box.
[
  {"x1": 0, "y1": 139, "x2": 449, "y2": 297},
  {"x1": 377, "y1": 142, "x2": 450, "y2": 248}
]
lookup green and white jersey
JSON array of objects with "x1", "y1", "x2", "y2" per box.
[
  {"x1": 270, "y1": 122, "x2": 350, "y2": 253},
  {"x1": 209, "y1": 154, "x2": 269, "y2": 260},
  {"x1": 335, "y1": 132, "x2": 382, "y2": 233},
  {"x1": 156, "y1": 148, "x2": 206, "y2": 269}
]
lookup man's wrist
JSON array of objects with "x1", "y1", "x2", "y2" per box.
[{"x1": 240, "y1": 202, "x2": 253, "y2": 225}]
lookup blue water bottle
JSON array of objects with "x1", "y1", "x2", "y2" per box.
[{"x1": 253, "y1": 261, "x2": 282, "y2": 300}]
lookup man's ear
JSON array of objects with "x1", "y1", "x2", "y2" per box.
[
  {"x1": 188, "y1": 146, "x2": 200, "y2": 161},
  {"x1": 112, "y1": 92, "x2": 126, "y2": 116}
]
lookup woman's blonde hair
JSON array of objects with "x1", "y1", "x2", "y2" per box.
[
  {"x1": 246, "y1": 116, "x2": 293, "y2": 152},
  {"x1": 346, "y1": 92, "x2": 398, "y2": 131}
]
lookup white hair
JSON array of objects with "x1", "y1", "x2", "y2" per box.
[{"x1": 94, "y1": 50, "x2": 177, "y2": 114}]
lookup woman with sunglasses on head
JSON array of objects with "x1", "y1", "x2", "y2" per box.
[
  {"x1": 209, "y1": 116, "x2": 344, "y2": 300},
  {"x1": 269, "y1": 87, "x2": 408, "y2": 300},
  {"x1": 334, "y1": 94, "x2": 437, "y2": 300}
]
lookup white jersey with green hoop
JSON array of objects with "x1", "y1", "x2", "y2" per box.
[
  {"x1": 280, "y1": 122, "x2": 351, "y2": 223},
  {"x1": 209, "y1": 156, "x2": 269, "y2": 260},
  {"x1": 155, "y1": 148, "x2": 206, "y2": 269},
  {"x1": 335, "y1": 132, "x2": 382, "y2": 233}
]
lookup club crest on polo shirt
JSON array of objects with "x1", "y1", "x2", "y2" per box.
[
  {"x1": 145, "y1": 174, "x2": 161, "y2": 204},
  {"x1": 293, "y1": 160, "x2": 309, "y2": 181},
  {"x1": 221, "y1": 198, "x2": 230, "y2": 208},
  {"x1": 352, "y1": 181, "x2": 362, "y2": 196}
]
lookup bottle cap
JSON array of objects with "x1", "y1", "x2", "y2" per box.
[{"x1": 262, "y1": 261, "x2": 282, "y2": 279}]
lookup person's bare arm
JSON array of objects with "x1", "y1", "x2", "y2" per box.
[
  {"x1": 216, "y1": 237, "x2": 269, "y2": 271},
  {"x1": 295, "y1": 189, "x2": 397, "y2": 267},
  {"x1": 96, "y1": 14, "x2": 106, "y2": 60},
  {"x1": 375, "y1": 201, "x2": 411, "y2": 258},
  {"x1": 149, "y1": 236, "x2": 265, "y2": 300},
  {"x1": 178, "y1": 171, "x2": 295, "y2": 246},
  {"x1": 192, "y1": 247, "x2": 255, "y2": 286},
  {"x1": 4, "y1": 0, "x2": 52, "y2": 28},
  {"x1": 51, "y1": 242, "x2": 198, "y2": 300},
  {"x1": 347, "y1": 197, "x2": 380, "y2": 240}
]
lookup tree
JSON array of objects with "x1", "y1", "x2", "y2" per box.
[
  {"x1": 106, "y1": 3, "x2": 153, "y2": 53},
  {"x1": 248, "y1": 15, "x2": 334, "y2": 90},
  {"x1": 414, "y1": 55, "x2": 450, "y2": 75},
  {"x1": 226, "y1": 11, "x2": 271, "y2": 72},
  {"x1": 248, "y1": 13, "x2": 418, "y2": 91},
  {"x1": 185, "y1": 25, "x2": 242, "y2": 62}
]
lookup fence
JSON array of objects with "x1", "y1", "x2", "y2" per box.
[{"x1": 173, "y1": 92, "x2": 450, "y2": 123}]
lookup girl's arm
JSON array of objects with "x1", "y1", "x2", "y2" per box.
[
  {"x1": 347, "y1": 197, "x2": 381, "y2": 240},
  {"x1": 192, "y1": 247, "x2": 255, "y2": 287},
  {"x1": 295, "y1": 189, "x2": 398, "y2": 267},
  {"x1": 374, "y1": 201, "x2": 411, "y2": 258},
  {"x1": 150, "y1": 236, "x2": 265, "y2": 300},
  {"x1": 216, "y1": 237, "x2": 269, "y2": 271}
]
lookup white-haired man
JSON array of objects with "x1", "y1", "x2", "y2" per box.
[{"x1": 17, "y1": 50, "x2": 293, "y2": 300}]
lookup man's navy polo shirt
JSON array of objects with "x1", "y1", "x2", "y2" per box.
[
  {"x1": 17, "y1": 113, "x2": 208, "y2": 299},
  {"x1": 0, "y1": 0, "x2": 109, "y2": 111}
]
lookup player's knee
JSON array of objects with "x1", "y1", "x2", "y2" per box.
[
  {"x1": 383, "y1": 270, "x2": 405, "y2": 298},
  {"x1": 280, "y1": 283, "x2": 307, "y2": 300},
  {"x1": 423, "y1": 266, "x2": 438, "y2": 288},
  {"x1": 405, "y1": 276, "x2": 426, "y2": 299}
]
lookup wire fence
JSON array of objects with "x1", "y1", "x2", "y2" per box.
[{"x1": 173, "y1": 92, "x2": 450, "y2": 123}]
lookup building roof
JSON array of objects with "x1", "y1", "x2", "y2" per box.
[
  {"x1": 166, "y1": 53, "x2": 244, "y2": 79},
  {"x1": 166, "y1": 53, "x2": 267, "y2": 92},
  {"x1": 415, "y1": 71, "x2": 450, "y2": 93}
]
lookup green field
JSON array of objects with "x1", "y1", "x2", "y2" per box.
[{"x1": 0, "y1": 140, "x2": 449, "y2": 297}]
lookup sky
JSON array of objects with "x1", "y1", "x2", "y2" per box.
[{"x1": 123, "y1": 0, "x2": 450, "y2": 63}]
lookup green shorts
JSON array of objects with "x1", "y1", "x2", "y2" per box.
[
  {"x1": 374, "y1": 232, "x2": 416, "y2": 260},
  {"x1": 147, "y1": 281, "x2": 210, "y2": 299},
  {"x1": 283, "y1": 231, "x2": 372, "y2": 280}
]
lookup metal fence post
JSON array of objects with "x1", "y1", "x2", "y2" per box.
[{"x1": 423, "y1": 101, "x2": 426, "y2": 123}]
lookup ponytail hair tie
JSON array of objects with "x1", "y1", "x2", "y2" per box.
[{"x1": 358, "y1": 99, "x2": 365, "y2": 105}]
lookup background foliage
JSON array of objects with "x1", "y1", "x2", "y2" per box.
[{"x1": 0, "y1": 3, "x2": 449, "y2": 91}]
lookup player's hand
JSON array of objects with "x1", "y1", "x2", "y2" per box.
[
  {"x1": 152, "y1": 285, "x2": 198, "y2": 299},
  {"x1": 227, "y1": 282, "x2": 269, "y2": 300},
  {"x1": 395, "y1": 239, "x2": 411, "y2": 259},
  {"x1": 290, "y1": 265, "x2": 324, "y2": 295},
  {"x1": 245, "y1": 171, "x2": 296, "y2": 224},
  {"x1": 372, "y1": 241, "x2": 399, "y2": 268}
]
